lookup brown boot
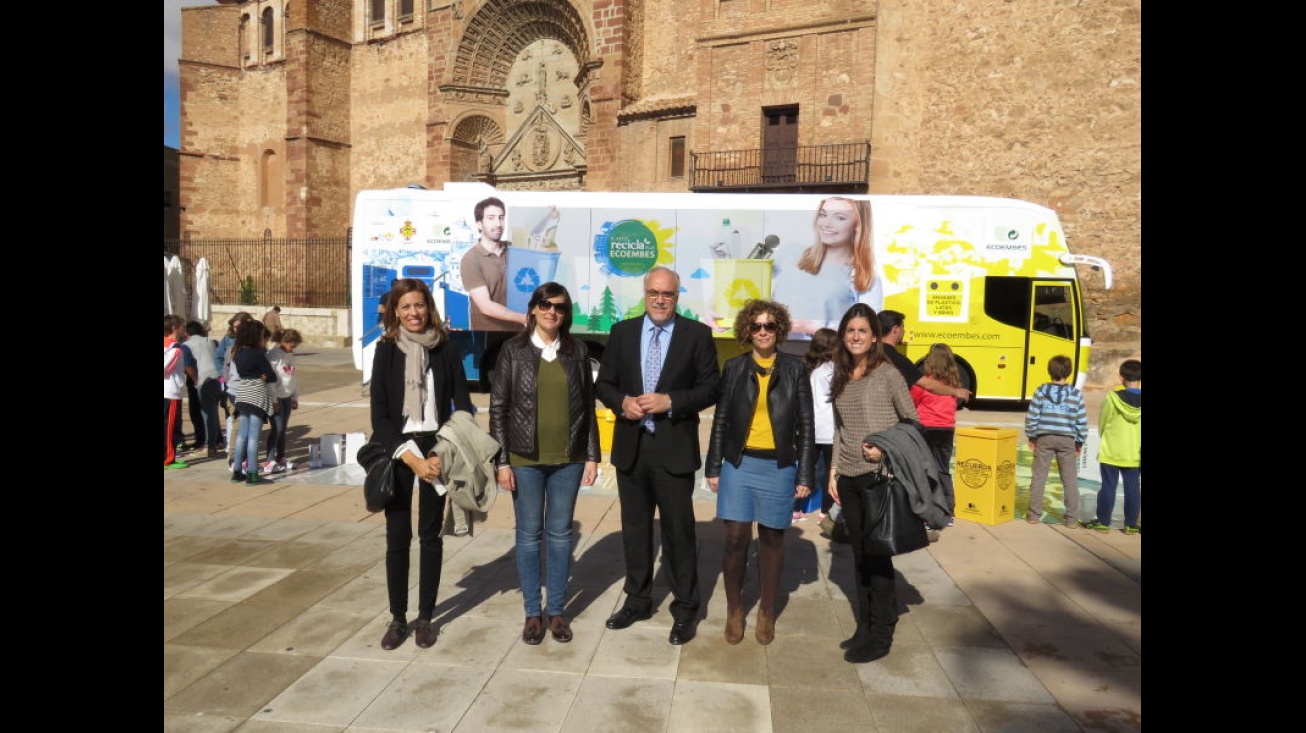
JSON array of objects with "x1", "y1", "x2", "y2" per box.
[
  {"x1": 755, "y1": 609, "x2": 775, "y2": 645},
  {"x1": 724, "y1": 608, "x2": 745, "y2": 645}
]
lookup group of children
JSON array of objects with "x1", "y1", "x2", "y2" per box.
[
  {"x1": 1024, "y1": 356, "x2": 1142, "y2": 533},
  {"x1": 163, "y1": 312, "x2": 302, "y2": 485}
]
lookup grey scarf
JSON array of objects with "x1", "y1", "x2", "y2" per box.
[{"x1": 396, "y1": 328, "x2": 440, "y2": 422}]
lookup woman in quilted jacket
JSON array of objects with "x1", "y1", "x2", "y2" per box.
[{"x1": 489, "y1": 282, "x2": 600, "y2": 646}]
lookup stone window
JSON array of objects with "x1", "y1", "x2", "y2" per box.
[
  {"x1": 261, "y1": 7, "x2": 275, "y2": 55},
  {"x1": 370, "y1": 0, "x2": 386, "y2": 28}
]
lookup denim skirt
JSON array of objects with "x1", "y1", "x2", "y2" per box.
[{"x1": 716, "y1": 454, "x2": 797, "y2": 530}]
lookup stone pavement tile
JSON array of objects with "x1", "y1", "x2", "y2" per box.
[
  {"x1": 183, "y1": 538, "x2": 280, "y2": 567},
  {"x1": 932, "y1": 646, "x2": 1055, "y2": 703},
  {"x1": 349, "y1": 662, "x2": 495, "y2": 732},
  {"x1": 165, "y1": 512, "x2": 226, "y2": 536},
  {"x1": 452, "y1": 667, "x2": 583, "y2": 732},
  {"x1": 251, "y1": 656, "x2": 407, "y2": 728},
  {"x1": 165, "y1": 651, "x2": 323, "y2": 717},
  {"x1": 236, "y1": 517, "x2": 326, "y2": 542},
  {"x1": 164, "y1": 644, "x2": 238, "y2": 700},
  {"x1": 183, "y1": 513, "x2": 283, "y2": 539},
  {"x1": 314, "y1": 565, "x2": 389, "y2": 612},
  {"x1": 308, "y1": 532, "x2": 387, "y2": 572},
  {"x1": 588, "y1": 625, "x2": 682, "y2": 680},
  {"x1": 411, "y1": 614, "x2": 520, "y2": 667},
  {"x1": 248, "y1": 607, "x2": 377, "y2": 656},
  {"x1": 170, "y1": 598, "x2": 304, "y2": 650},
  {"x1": 165, "y1": 534, "x2": 236, "y2": 564},
  {"x1": 906, "y1": 604, "x2": 1009, "y2": 648},
  {"x1": 769, "y1": 596, "x2": 842, "y2": 640},
  {"x1": 865, "y1": 692, "x2": 980, "y2": 733},
  {"x1": 228, "y1": 721, "x2": 344, "y2": 733},
  {"x1": 853, "y1": 642, "x2": 959, "y2": 698},
  {"x1": 164, "y1": 562, "x2": 232, "y2": 599},
  {"x1": 165, "y1": 598, "x2": 233, "y2": 642},
  {"x1": 763, "y1": 633, "x2": 863, "y2": 691},
  {"x1": 1012, "y1": 634, "x2": 1140, "y2": 720},
  {"x1": 243, "y1": 566, "x2": 369, "y2": 610},
  {"x1": 963, "y1": 699, "x2": 1083, "y2": 733},
  {"x1": 246, "y1": 540, "x2": 346, "y2": 570},
  {"x1": 162, "y1": 711, "x2": 246, "y2": 733},
  {"x1": 667, "y1": 679, "x2": 772, "y2": 733},
  {"x1": 560, "y1": 675, "x2": 675, "y2": 733},
  {"x1": 769, "y1": 687, "x2": 872, "y2": 733},
  {"x1": 675, "y1": 629, "x2": 765, "y2": 685},
  {"x1": 177, "y1": 566, "x2": 296, "y2": 603}
]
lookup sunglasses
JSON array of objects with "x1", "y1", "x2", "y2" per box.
[
  {"x1": 748, "y1": 322, "x2": 779, "y2": 333},
  {"x1": 536, "y1": 301, "x2": 569, "y2": 314}
]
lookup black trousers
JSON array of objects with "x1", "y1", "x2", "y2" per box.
[
  {"x1": 838, "y1": 471, "x2": 899, "y2": 641},
  {"x1": 615, "y1": 428, "x2": 701, "y2": 622},
  {"x1": 383, "y1": 433, "x2": 446, "y2": 621}
]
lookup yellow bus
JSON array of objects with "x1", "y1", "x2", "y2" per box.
[{"x1": 351, "y1": 183, "x2": 1111, "y2": 401}]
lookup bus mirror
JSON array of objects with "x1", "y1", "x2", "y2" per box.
[{"x1": 1059, "y1": 253, "x2": 1113, "y2": 290}]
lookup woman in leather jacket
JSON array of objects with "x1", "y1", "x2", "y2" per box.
[
  {"x1": 489, "y1": 282, "x2": 600, "y2": 646},
  {"x1": 705, "y1": 299, "x2": 815, "y2": 646}
]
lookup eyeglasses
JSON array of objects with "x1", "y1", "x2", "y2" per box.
[
  {"x1": 536, "y1": 301, "x2": 569, "y2": 314},
  {"x1": 748, "y1": 322, "x2": 779, "y2": 333},
  {"x1": 645, "y1": 289, "x2": 679, "y2": 300}
]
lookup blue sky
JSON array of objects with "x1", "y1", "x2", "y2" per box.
[{"x1": 165, "y1": 0, "x2": 219, "y2": 149}]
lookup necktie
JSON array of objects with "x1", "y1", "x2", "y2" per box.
[{"x1": 643, "y1": 326, "x2": 663, "y2": 432}]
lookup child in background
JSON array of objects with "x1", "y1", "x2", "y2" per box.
[
  {"x1": 229, "y1": 320, "x2": 278, "y2": 485},
  {"x1": 1084, "y1": 359, "x2": 1141, "y2": 534},
  {"x1": 264, "y1": 329, "x2": 303, "y2": 474},
  {"x1": 799, "y1": 328, "x2": 839, "y2": 524},
  {"x1": 1023, "y1": 355, "x2": 1088, "y2": 526},
  {"x1": 164, "y1": 315, "x2": 191, "y2": 469},
  {"x1": 911, "y1": 343, "x2": 961, "y2": 524}
]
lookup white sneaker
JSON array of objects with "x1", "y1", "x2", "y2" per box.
[{"x1": 266, "y1": 461, "x2": 288, "y2": 474}]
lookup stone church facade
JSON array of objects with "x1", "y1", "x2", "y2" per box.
[{"x1": 179, "y1": 0, "x2": 1140, "y2": 357}]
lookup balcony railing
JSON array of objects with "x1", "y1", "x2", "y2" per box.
[{"x1": 690, "y1": 142, "x2": 871, "y2": 192}]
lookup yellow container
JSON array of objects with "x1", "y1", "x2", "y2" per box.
[
  {"x1": 953, "y1": 427, "x2": 1018, "y2": 525},
  {"x1": 596, "y1": 408, "x2": 616, "y2": 452}
]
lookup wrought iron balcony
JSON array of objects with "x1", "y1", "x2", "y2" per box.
[{"x1": 690, "y1": 142, "x2": 871, "y2": 193}]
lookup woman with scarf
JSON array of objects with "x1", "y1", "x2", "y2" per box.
[{"x1": 370, "y1": 278, "x2": 474, "y2": 651}]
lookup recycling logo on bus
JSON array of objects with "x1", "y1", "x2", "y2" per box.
[
  {"x1": 594, "y1": 219, "x2": 660, "y2": 277},
  {"x1": 513, "y1": 267, "x2": 543, "y2": 296}
]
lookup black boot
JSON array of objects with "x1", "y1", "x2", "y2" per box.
[
  {"x1": 839, "y1": 583, "x2": 872, "y2": 651},
  {"x1": 844, "y1": 576, "x2": 897, "y2": 663}
]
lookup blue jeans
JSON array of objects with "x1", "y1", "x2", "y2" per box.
[
  {"x1": 510, "y1": 462, "x2": 583, "y2": 617},
  {"x1": 1096, "y1": 463, "x2": 1141, "y2": 528},
  {"x1": 231, "y1": 412, "x2": 263, "y2": 475}
]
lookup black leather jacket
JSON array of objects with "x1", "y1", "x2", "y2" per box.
[
  {"x1": 489, "y1": 335, "x2": 601, "y2": 469},
  {"x1": 705, "y1": 351, "x2": 816, "y2": 488}
]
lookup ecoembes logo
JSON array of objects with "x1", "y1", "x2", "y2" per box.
[{"x1": 596, "y1": 219, "x2": 659, "y2": 276}]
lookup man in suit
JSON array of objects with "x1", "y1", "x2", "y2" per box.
[{"x1": 596, "y1": 266, "x2": 721, "y2": 645}]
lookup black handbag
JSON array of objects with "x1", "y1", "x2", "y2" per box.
[
  {"x1": 864, "y1": 475, "x2": 930, "y2": 557},
  {"x1": 357, "y1": 441, "x2": 398, "y2": 513}
]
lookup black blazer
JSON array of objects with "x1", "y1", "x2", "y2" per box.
[
  {"x1": 370, "y1": 338, "x2": 473, "y2": 454},
  {"x1": 596, "y1": 315, "x2": 720, "y2": 474}
]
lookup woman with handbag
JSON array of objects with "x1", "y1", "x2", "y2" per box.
[
  {"x1": 827, "y1": 303, "x2": 919, "y2": 663},
  {"x1": 489, "y1": 282, "x2": 599, "y2": 645},
  {"x1": 704, "y1": 299, "x2": 816, "y2": 646},
  {"x1": 370, "y1": 279, "x2": 474, "y2": 651}
]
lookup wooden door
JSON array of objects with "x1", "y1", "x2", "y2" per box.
[{"x1": 762, "y1": 107, "x2": 798, "y2": 183}]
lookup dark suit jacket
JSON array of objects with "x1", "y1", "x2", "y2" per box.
[
  {"x1": 370, "y1": 337, "x2": 473, "y2": 454},
  {"x1": 596, "y1": 314, "x2": 720, "y2": 474}
]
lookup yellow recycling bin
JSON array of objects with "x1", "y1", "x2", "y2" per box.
[
  {"x1": 595, "y1": 408, "x2": 616, "y2": 453},
  {"x1": 953, "y1": 427, "x2": 1018, "y2": 525}
]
